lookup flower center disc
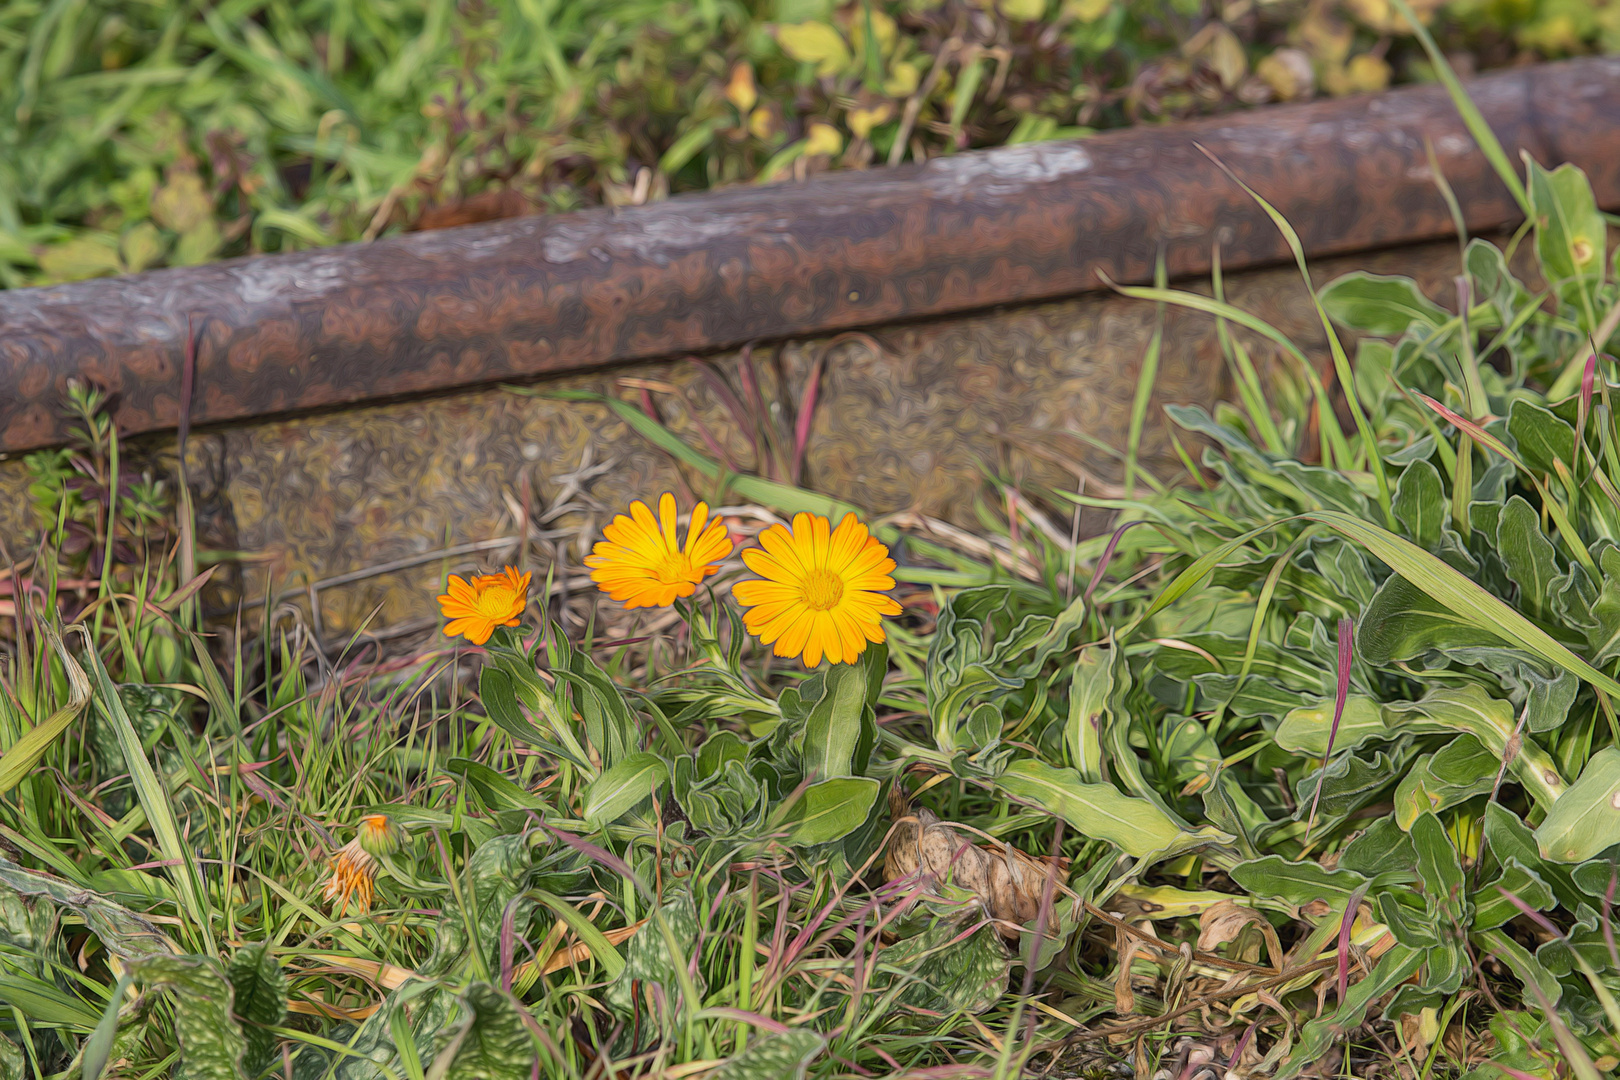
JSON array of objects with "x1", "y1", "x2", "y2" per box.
[
  {"x1": 801, "y1": 568, "x2": 845, "y2": 612},
  {"x1": 474, "y1": 586, "x2": 518, "y2": 616},
  {"x1": 654, "y1": 553, "x2": 696, "y2": 584}
]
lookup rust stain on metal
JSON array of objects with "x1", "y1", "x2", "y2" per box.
[{"x1": 1, "y1": 58, "x2": 1618, "y2": 453}]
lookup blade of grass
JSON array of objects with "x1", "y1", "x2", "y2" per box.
[
  {"x1": 1388, "y1": 0, "x2": 1529, "y2": 217},
  {"x1": 0, "y1": 623, "x2": 90, "y2": 795},
  {"x1": 1305, "y1": 616, "x2": 1355, "y2": 840},
  {"x1": 1196, "y1": 144, "x2": 1395, "y2": 530},
  {"x1": 1098, "y1": 272, "x2": 1349, "y2": 470},
  {"x1": 1212, "y1": 244, "x2": 1285, "y2": 456},
  {"x1": 1123, "y1": 254, "x2": 1166, "y2": 499},
  {"x1": 78, "y1": 626, "x2": 216, "y2": 955}
]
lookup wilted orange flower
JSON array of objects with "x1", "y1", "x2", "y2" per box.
[
  {"x1": 585, "y1": 493, "x2": 733, "y2": 609},
  {"x1": 437, "y1": 566, "x2": 531, "y2": 645},
  {"x1": 323, "y1": 843, "x2": 377, "y2": 914},
  {"x1": 731, "y1": 511, "x2": 901, "y2": 666},
  {"x1": 322, "y1": 814, "x2": 404, "y2": 915}
]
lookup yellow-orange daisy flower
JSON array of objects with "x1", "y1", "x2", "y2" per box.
[
  {"x1": 585, "y1": 493, "x2": 734, "y2": 609},
  {"x1": 437, "y1": 566, "x2": 531, "y2": 645},
  {"x1": 731, "y1": 511, "x2": 901, "y2": 666}
]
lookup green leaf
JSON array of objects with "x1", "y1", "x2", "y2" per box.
[
  {"x1": 1466, "y1": 238, "x2": 1530, "y2": 327},
  {"x1": 1301, "y1": 749, "x2": 1404, "y2": 824},
  {"x1": 1474, "y1": 927, "x2": 1563, "y2": 1011},
  {"x1": 1376, "y1": 892, "x2": 1438, "y2": 949},
  {"x1": 0, "y1": 857, "x2": 173, "y2": 960},
  {"x1": 427, "y1": 984, "x2": 535, "y2": 1080},
  {"x1": 801, "y1": 661, "x2": 869, "y2": 780},
  {"x1": 874, "y1": 921, "x2": 1011, "y2": 1016},
  {"x1": 530, "y1": 890, "x2": 626, "y2": 979},
  {"x1": 1392, "y1": 459, "x2": 1446, "y2": 550},
  {"x1": 447, "y1": 758, "x2": 549, "y2": 812},
  {"x1": 1340, "y1": 816, "x2": 1416, "y2": 877},
  {"x1": 1526, "y1": 159, "x2": 1606, "y2": 284},
  {"x1": 131, "y1": 955, "x2": 248, "y2": 1080},
  {"x1": 1384, "y1": 684, "x2": 1566, "y2": 810},
  {"x1": 1229, "y1": 854, "x2": 1368, "y2": 909},
  {"x1": 476, "y1": 666, "x2": 549, "y2": 746},
  {"x1": 1358, "y1": 574, "x2": 1503, "y2": 665},
  {"x1": 0, "y1": 971, "x2": 103, "y2": 1027},
  {"x1": 784, "y1": 777, "x2": 880, "y2": 845},
  {"x1": 0, "y1": 623, "x2": 91, "y2": 794},
  {"x1": 1319, "y1": 271, "x2": 1450, "y2": 338},
  {"x1": 1474, "y1": 858, "x2": 1555, "y2": 932},
  {"x1": 605, "y1": 892, "x2": 702, "y2": 1020},
  {"x1": 710, "y1": 1030, "x2": 826, "y2": 1080},
  {"x1": 582, "y1": 752, "x2": 668, "y2": 826},
  {"x1": 226, "y1": 943, "x2": 286, "y2": 1078},
  {"x1": 1535, "y1": 747, "x2": 1620, "y2": 863},
  {"x1": 1275, "y1": 696, "x2": 1387, "y2": 757},
  {"x1": 1064, "y1": 646, "x2": 1113, "y2": 782},
  {"x1": 1411, "y1": 812, "x2": 1468, "y2": 926},
  {"x1": 1484, "y1": 803, "x2": 1585, "y2": 912},
  {"x1": 81, "y1": 634, "x2": 214, "y2": 948},
  {"x1": 995, "y1": 759, "x2": 1229, "y2": 859},
  {"x1": 1506, "y1": 401, "x2": 1576, "y2": 478},
  {"x1": 1393, "y1": 737, "x2": 1499, "y2": 830}
]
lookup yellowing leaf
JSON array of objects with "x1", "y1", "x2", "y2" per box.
[
  {"x1": 882, "y1": 58, "x2": 921, "y2": 97},
  {"x1": 847, "y1": 104, "x2": 892, "y2": 139},
  {"x1": 173, "y1": 218, "x2": 223, "y2": 267},
  {"x1": 725, "y1": 62, "x2": 757, "y2": 112},
  {"x1": 1206, "y1": 26, "x2": 1248, "y2": 88},
  {"x1": 804, "y1": 121, "x2": 843, "y2": 157},
  {"x1": 1064, "y1": 0, "x2": 1112, "y2": 20},
  {"x1": 748, "y1": 106, "x2": 778, "y2": 139},
  {"x1": 849, "y1": 8, "x2": 898, "y2": 55},
  {"x1": 1000, "y1": 0, "x2": 1046, "y2": 21},
  {"x1": 1345, "y1": 53, "x2": 1391, "y2": 93},
  {"x1": 38, "y1": 236, "x2": 123, "y2": 283},
  {"x1": 1256, "y1": 48, "x2": 1315, "y2": 100},
  {"x1": 120, "y1": 222, "x2": 168, "y2": 274},
  {"x1": 151, "y1": 169, "x2": 213, "y2": 234},
  {"x1": 777, "y1": 22, "x2": 851, "y2": 77}
]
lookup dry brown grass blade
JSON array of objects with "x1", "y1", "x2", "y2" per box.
[
  {"x1": 303, "y1": 953, "x2": 416, "y2": 990},
  {"x1": 287, "y1": 999, "x2": 381, "y2": 1021},
  {"x1": 534, "y1": 919, "x2": 647, "y2": 977}
]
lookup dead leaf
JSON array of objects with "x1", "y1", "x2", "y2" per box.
[{"x1": 1196, "y1": 900, "x2": 1283, "y2": 970}]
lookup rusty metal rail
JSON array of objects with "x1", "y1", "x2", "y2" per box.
[{"x1": 3, "y1": 56, "x2": 1619, "y2": 454}]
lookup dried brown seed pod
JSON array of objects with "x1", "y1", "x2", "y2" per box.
[{"x1": 883, "y1": 785, "x2": 1073, "y2": 939}]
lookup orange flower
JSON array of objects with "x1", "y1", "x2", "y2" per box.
[
  {"x1": 585, "y1": 493, "x2": 734, "y2": 609},
  {"x1": 731, "y1": 511, "x2": 901, "y2": 666},
  {"x1": 437, "y1": 566, "x2": 531, "y2": 645}
]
